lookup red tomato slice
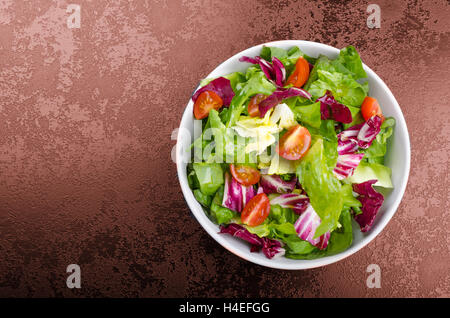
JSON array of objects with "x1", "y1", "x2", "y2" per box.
[
  {"x1": 277, "y1": 125, "x2": 311, "y2": 160},
  {"x1": 241, "y1": 193, "x2": 270, "y2": 227},
  {"x1": 193, "y1": 91, "x2": 223, "y2": 120},
  {"x1": 361, "y1": 96, "x2": 384, "y2": 122},
  {"x1": 286, "y1": 56, "x2": 310, "y2": 88},
  {"x1": 230, "y1": 164, "x2": 261, "y2": 186},
  {"x1": 247, "y1": 94, "x2": 267, "y2": 117}
]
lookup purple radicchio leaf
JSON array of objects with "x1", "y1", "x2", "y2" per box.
[
  {"x1": 316, "y1": 91, "x2": 353, "y2": 124},
  {"x1": 260, "y1": 174, "x2": 297, "y2": 194},
  {"x1": 352, "y1": 179, "x2": 384, "y2": 232},
  {"x1": 269, "y1": 193, "x2": 310, "y2": 215},
  {"x1": 271, "y1": 57, "x2": 286, "y2": 87},
  {"x1": 293, "y1": 204, "x2": 330, "y2": 250},
  {"x1": 239, "y1": 56, "x2": 275, "y2": 82},
  {"x1": 239, "y1": 55, "x2": 288, "y2": 88},
  {"x1": 333, "y1": 153, "x2": 365, "y2": 180},
  {"x1": 222, "y1": 172, "x2": 255, "y2": 213},
  {"x1": 261, "y1": 237, "x2": 285, "y2": 259},
  {"x1": 219, "y1": 224, "x2": 285, "y2": 259},
  {"x1": 192, "y1": 77, "x2": 235, "y2": 107},
  {"x1": 219, "y1": 223, "x2": 262, "y2": 246},
  {"x1": 337, "y1": 114, "x2": 382, "y2": 153},
  {"x1": 357, "y1": 115, "x2": 383, "y2": 149},
  {"x1": 259, "y1": 87, "x2": 311, "y2": 117},
  {"x1": 337, "y1": 137, "x2": 360, "y2": 155}
]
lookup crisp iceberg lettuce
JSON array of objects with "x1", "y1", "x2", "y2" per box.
[
  {"x1": 348, "y1": 161, "x2": 393, "y2": 188},
  {"x1": 192, "y1": 162, "x2": 224, "y2": 195},
  {"x1": 233, "y1": 103, "x2": 296, "y2": 156},
  {"x1": 267, "y1": 154, "x2": 297, "y2": 175}
]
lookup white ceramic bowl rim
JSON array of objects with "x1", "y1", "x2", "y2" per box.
[{"x1": 176, "y1": 40, "x2": 411, "y2": 270}]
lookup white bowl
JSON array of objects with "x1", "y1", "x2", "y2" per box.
[{"x1": 176, "y1": 40, "x2": 410, "y2": 270}]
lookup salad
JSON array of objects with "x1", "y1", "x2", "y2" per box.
[{"x1": 186, "y1": 45, "x2": 395, "y2": 260}]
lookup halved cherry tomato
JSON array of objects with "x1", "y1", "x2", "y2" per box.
[
  {"x1": 230, "y1": 164, "x2": 260, "y2": 186},
  {"x1": 193, "y1": 91, "x2": 223, "y2": 119},
  {"x1": 286, "y1": 56, "x2": 310, "y2": 88},
  {"x1": 241, "y1": 193, "x2": 270, "y2": 227},
  {"x1": 247, "y1": 94, "x2": 267, "y2": 117},
  {"x1": 361, "y1": 96, "x2": 384, "y2": 122},
  {"x1": 277, "y1": 125, "x2": 311, "y2": 160}
]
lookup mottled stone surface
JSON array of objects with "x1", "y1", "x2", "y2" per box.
[{"x1": 0, "y1": 0, "x2": 448, "y2": 297}]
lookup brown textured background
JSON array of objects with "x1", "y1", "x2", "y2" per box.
[{"x1": 0, "y1": 0, "x2": 448, "y2": 298}]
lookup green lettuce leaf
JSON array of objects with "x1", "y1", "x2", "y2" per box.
[
  {"x1": 321, "y1": 207, "x2": 353, "y2": 255},
  {"x1": 304, "y1": 55, "x2": 353, "y2": 90},
  {"x1": 260, "y1": 46, "x2": 290, "y2": 61},
  {"x1": 244, "y1": 204, "x2": 298, "y2": 239},
  {"x1": 319, "y1": 119, "x2": 339, "y2": 169},
  {"x1": 210, "y1": 186, "x2": 238, "y2": 224},
  {"x1": 246, "y1": 221, "x2": 298, "y2": 238},
  {"x1": 285, "y1": 208, "x2": 353, "y2": 259},
  {"x1": 293, "y1": 101, "x2": 322, "y2": 129},
  {"x1": 341, "y1": 184, "x2": 362, "y2": 211},
  {"x1": 192, "y1": 162, "x2": 224, "y2": 195},
  {"x1": 308, "y1": 70, "x2": 368, "y2": 107},
  {"x1": 271, "y1": 222, "x2": 298, "y2": 235},
  {"x1": 225, "y1": 69, "x2": 276, "y2": 128},
  {"x1": 194, "y1": 189, "x2": 212, "y2": 207},
  {"x1": 208, "y1": 109, "x2": 255, "y2": 164},
  {"x1": 260, "y1": 46, "x2": 316, "y2": 69},
  {"x1": 337, "y1": 45, "x2": 367, "y2": 79},
  {"x1": 187, "y1": 164, "x2": 200, "y2": 189},
  {"x1": 268, "y1": 204, "x2": 298, "y2": 224},
  {"x1": 343, "y1": 106, "x2": 365, "y2": 130},
  {"x1": 284, "y1": 235, "x2": 317, "y2": 255},
  {"x1": 245, "y1": 223, "x2": 271, "y2": 237},
  {"x1": 200, "y1": 72, "x2": 246, "y2": 92},
  {"x1": 347, "y1": 161, "x2": 393, "y2": 188},
  {"x1": 304, "y1": 45, "x2": 366, "y2": 90},
  {"x1": 225, "y1": 72, "x2": 247, "y2": 92},
  {"x1": 295, "y1": 138, "x2": 343, "y2": 237},
  {"x1": 363, "y1": 117, "x2": 395, "y2": 162}
]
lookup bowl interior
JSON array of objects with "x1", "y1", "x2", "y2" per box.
[{"x1": 176, "y1": 40, "x2": 410, "y2": 270}]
